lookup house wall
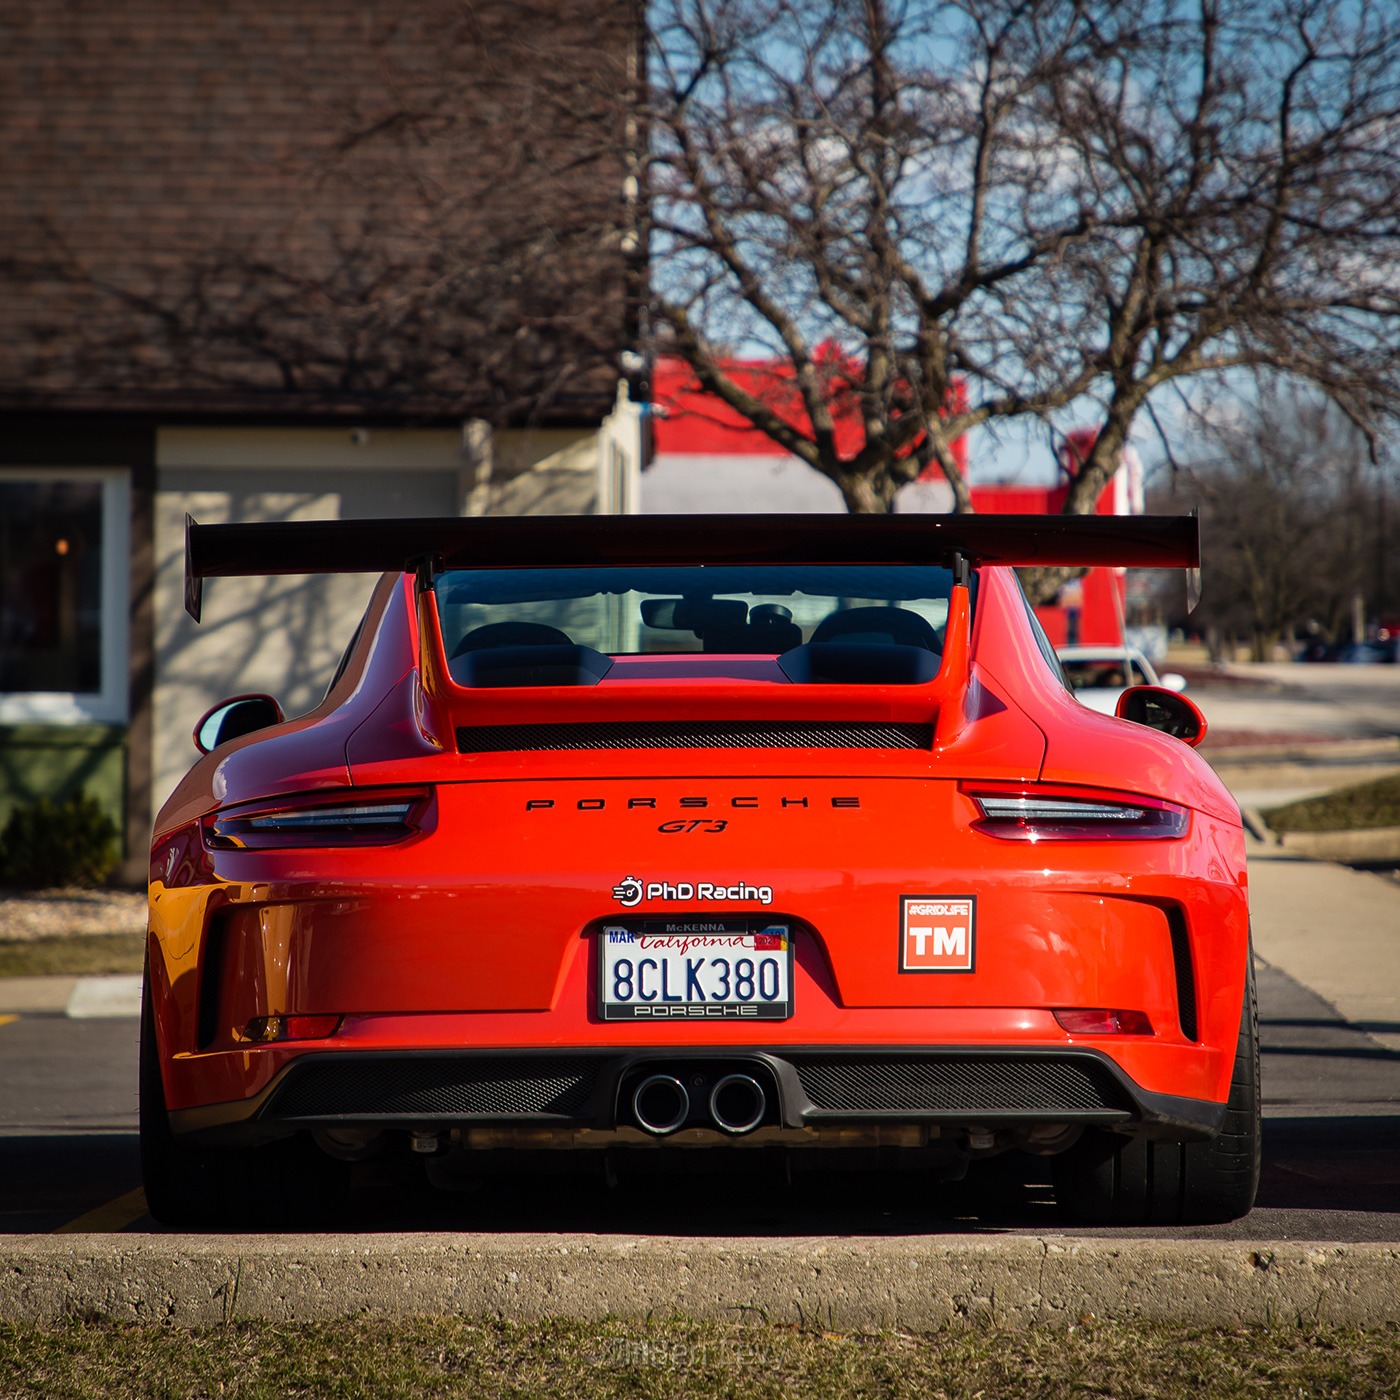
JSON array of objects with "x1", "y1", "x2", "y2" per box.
[
  {"x1": 151, "y1": 423, "x2": 609, "y2": 815},
  {"x1": 154, "y1": 428, "x2": 460, "y2": 815},
  {"x1": 477, "y1": 430, "x2": 602, "y2": 517},
  {"x1": 0, "y1": 724, "x2": 127, "y2": 839},
  {"x1": 0, "y1": 411, "x2": 634, "y2": 870},
  {"x1": 0, "y1": 0, "x2": 639, "y2": 878}
]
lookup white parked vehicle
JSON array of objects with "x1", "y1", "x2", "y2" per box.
[{"x1": 1055, "y1": 645, "x2": 1188, "y2": 715}]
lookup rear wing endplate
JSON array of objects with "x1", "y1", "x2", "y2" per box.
[{"x1": 184, "y1": 512, "x2": 1200, "y2": 621}]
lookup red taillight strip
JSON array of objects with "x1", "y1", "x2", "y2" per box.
[
  {"x1": 1054, "y1": 1008, "x2": 1154, "y2": 1036},
  {"x1": 205, "y1": 788, "x2": 431, "y2": 849},
  {"x1": 962, "y1": 782, "x2": 1189, "y2": 841}
]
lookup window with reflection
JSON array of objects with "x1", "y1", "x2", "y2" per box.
[{"x1": 0, "y1": 482, "x2": 104, "y2": 694}]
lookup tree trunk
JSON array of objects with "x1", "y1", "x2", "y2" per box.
[
  {"x1": 1250, "y1": 627, "x2": 1278, "y2": 664},
  {"x1": 919, "y1": 430, "x2": 974, "y2": 513},
  {"x1": 837, "y1": 470, "x2": 898, "y2": 513},
  {"x1": 1018, "y1": 563, "x2": 1087, "y2": 608},
  {"x1": 1062, "y1": 415, "x2": 1132, "y2": 516},
  {"x1": 1022, "y1": 405, "x2": 1137, "y2": 605}
]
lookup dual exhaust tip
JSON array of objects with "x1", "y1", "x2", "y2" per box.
[{"x1": 632, "y1": 1072, "x2": 766, "y2": 1136}]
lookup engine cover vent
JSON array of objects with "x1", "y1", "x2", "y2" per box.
[{"x1": 456, "y1": 720, "x2": 934, "y2": 753}]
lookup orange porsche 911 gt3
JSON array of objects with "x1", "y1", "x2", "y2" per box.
[{"x1": 141, "y1": 513, "x2": 1257, "y2": 1227}]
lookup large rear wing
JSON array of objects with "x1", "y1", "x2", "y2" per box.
[{"x1": 184, "y1": 512, "x2": 1199, "y2": 621}]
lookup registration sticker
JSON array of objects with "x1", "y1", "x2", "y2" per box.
[
  {"x1": 900, "y1": 896, "x2": 976, "y2": 973},
  {"x1": 599, "y1": 918, "x2": 793, "y2": 1020}
]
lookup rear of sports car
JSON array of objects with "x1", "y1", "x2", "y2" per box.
[{"x1": 143, "y1": 517, "x2": 1256, "y2": 1226}]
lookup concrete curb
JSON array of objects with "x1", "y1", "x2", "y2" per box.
[
  {"x1": 2, "y1": 1235, "x2": 1398, "y2": 1330},
  {"x1": 65, "y1": 973, "x2": 143, "y2": 1018}
]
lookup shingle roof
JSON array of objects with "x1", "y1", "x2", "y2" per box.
[{"x1": 0, "y1": 0, "x2": 636, "y2": 425}]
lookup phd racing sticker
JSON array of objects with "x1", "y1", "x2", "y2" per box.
[
  {"x1": 613, "y1": 876, "x2": 774, "y2": 907},
  {"x1": 900, "y1": 895, "x2": 976, "y2": 973}
]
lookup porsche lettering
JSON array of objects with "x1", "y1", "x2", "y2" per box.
[{"x1": 522, "y1": 795, "x2": 860, "y2": 810}]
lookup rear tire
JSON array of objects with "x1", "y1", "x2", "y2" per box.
[
  {"x1": 1052, "y1": 957, "x2": 1260, "y2": 1226},
  {"x1": 140, "y1": 966, "x2": 347, "y2": 1228}
]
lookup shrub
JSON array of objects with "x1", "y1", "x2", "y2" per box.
[{"x1": 0, "y1": 793, "x2": 120, "y2": 890}]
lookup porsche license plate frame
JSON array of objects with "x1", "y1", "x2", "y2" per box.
[{"x1": 598, "y1": 917, "x2": 794, "y2": 1021}]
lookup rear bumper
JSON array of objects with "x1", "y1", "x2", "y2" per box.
[{"x1": 169, "y1": 1043, "x2": 1226, "y2": 1148}]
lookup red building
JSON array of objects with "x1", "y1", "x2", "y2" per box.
[
  {"x1": 648, "y1": 358, "x2": 1134, "y2": 647},
  {"x1": 651, "y1": 354, "x2": 969, "y2": 476}
]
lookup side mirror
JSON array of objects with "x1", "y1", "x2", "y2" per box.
[
  {"x1": 193, "y1": 694, "x2": 284, "y2": 754},
  {"x1": 1114, "y1": 685, "x2": 1207, "y2": 747}
]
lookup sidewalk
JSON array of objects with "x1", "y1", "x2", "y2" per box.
[{"x1": 1248, "y1": 840, "x2": 1400, "y2": 1052}]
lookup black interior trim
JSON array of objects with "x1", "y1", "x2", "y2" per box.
[
  {"x1": 449, "y1": 644, "x2": 613, "y2": 689},
  {"x1": 452, "y1": 621, "x2": 573, "y2": 656},
  {"x1": 809, "y1": 605, "x2": 941, "y2": 650},
  {"x1": 778, "y1": 642, "x2": 942, "y2": 685}
]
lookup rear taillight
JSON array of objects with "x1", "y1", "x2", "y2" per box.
[
  {"x1": 1054, "y1": 1008, "x2": 1154, "y2": 1036},
  {"x1": 204, "y1": 789, "x2": 430, "y2": 849},
  {"x1": 963, "y1": 783, "x2": 1188, "y2": 841}
]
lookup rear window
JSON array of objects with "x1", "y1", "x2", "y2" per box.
[
  {"x1": 433, "y1": 565, "x2": 971, "y2": 658},
  {"x1": 1019, "y1": 587, "x2": 1070, "y2": 690}
]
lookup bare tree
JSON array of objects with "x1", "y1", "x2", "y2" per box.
[
  {"x1": 647, "y1": 0, "x2": 1400, "y2": 590},
  {"x1": 1170, "y1": 391, "x2": 1399, "y2": 658}
]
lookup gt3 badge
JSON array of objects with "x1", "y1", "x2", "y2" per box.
[{"x1": 901, "y1": 896, "x2": 976, "y2": 973}]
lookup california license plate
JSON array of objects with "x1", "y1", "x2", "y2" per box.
[{"x1": 599, "y1": 918, "x2": 793, "y2": 1020}]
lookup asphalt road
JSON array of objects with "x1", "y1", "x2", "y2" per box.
[{"x1": 2, "y1": 959, "x2": 1397, "y2": 1239}]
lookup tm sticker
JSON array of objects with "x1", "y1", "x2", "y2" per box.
[{"x1": 900, "y1": 896, "x2": 976, "y2": 973}]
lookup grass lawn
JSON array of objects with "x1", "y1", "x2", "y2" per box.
[
  {"x1": 1263, "y1": 771, "x2": 1400, "y2": 833},
  {"x1": 3, "y1": 1318, "x2": 1399, "y2": 1399},
  {"x1": 0, "y1": 932, "x2": 144, "y2": 978}
]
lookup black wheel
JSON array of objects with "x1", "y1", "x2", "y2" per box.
[
  {"x1": 1052, "y1": 957, "x2": 1260, "y2": 1226},
  {"x1": 140, "y1": 965, "x2": 348, "y2": 1228}
]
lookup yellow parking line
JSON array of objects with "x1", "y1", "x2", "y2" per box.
[
  {"x1": 52, "y1": 1187, "x2": 149, "y2": 1234},
  {"x1": 0, "y1": 1015, "x2": 18, "y2": 1028}
]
